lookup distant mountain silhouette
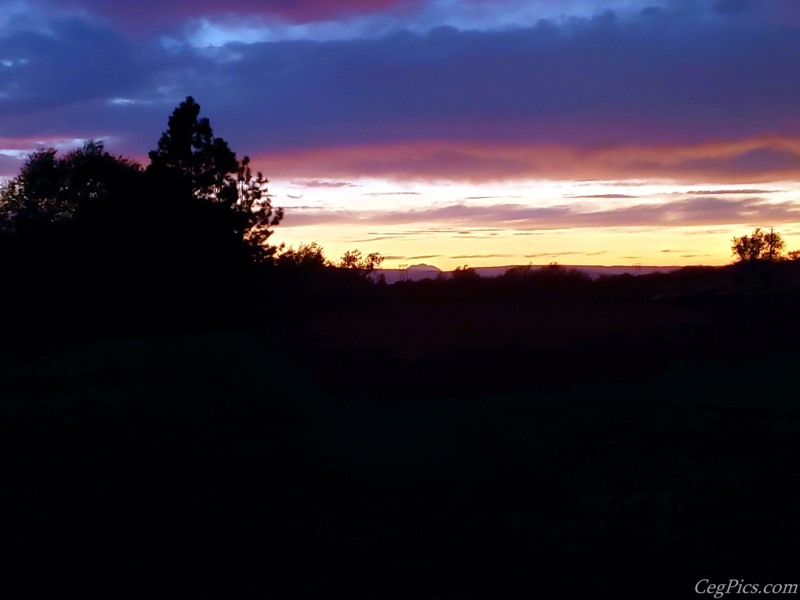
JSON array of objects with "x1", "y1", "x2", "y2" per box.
[
  {"x1": 375, "y1": 264, "x2": 442, "y2": 283},
  {"x1": 407, "y1": 263, "x2": 442, "y2": 272}
]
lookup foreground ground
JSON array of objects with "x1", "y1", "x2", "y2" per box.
[{"x1": 1, "y1": 293, "x2": 798, "y2": 599}]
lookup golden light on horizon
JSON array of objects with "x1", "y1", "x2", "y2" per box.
[{"x1": 269, "y1": 177, "x2": 800, "y2": 270}]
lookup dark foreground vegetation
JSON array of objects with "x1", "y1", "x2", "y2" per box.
[{"x1": 1, "y1": 101, "x2": 798, "y2": 598}]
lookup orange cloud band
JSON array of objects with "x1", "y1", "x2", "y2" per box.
[{"x1": 254, "y1": 136, "x2": 800, "y2": 184}]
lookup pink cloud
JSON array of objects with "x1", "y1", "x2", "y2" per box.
[
  {"x1": 64, "y1": 0, "x2": 420, "y2": 31},
  {"x1": 256, "y1": 136, "x2": 800, "y2": 184}
]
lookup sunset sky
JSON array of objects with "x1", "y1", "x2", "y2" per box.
[{"x1": 1, "y1": 0, "x2": 799, "y2": 269}]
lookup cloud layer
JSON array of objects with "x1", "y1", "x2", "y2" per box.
[
  {"x1": 1, "y1": 0, "x2": 798, "y2": 185},
  {"x1": 281, "y1": 193, "x2": 800, "y2": 230}
]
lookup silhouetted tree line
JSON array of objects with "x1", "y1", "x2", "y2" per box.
[
  {"x1": 0, "y1": 97, "x2": 393, "y2": 335},
  {"x1": 384, "y1": 260, "x2": 800, "y2": 313},
  {"x1": 5, "y1": 95, "x2": 800, "y2": 338},
  {"x1": 386, "y1": 263, "x2": 635, "y2": 307},
  {"x1": 0, "y1": 98, "x2": 288, "y2": 335}
]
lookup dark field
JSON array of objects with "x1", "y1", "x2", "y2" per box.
[{"x1": 1, "y1": 288, "x2": 799, "y2": 599}]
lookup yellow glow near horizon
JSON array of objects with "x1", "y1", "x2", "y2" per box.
[{"x1": 268, "y1": 178, "x2": 800, "y2": 270}]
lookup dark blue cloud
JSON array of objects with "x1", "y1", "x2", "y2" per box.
[
  {"x1": 1, "y1": 0, "x2": 799, "y2": 182},
  {"x1": 135, "y1": 8, "x2": 800, "y2": 154},
  {"x1": 0, "y1": 17, "x2": 152, "y2": 116},
  {"x1": 712, "y1": 0, "x2": 757, "y2": 16}
]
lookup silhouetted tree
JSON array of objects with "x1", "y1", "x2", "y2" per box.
[
  {"x1": 236, "y1": 156, "x2": 284, "y2": 258},
  {"x1": 451, "y1": 265, "x2": 479, "y2": 280},
  {"x1": 450, "y1": 265, "x2": 481, "y2": 286},
  {"x1": 147, "y1": 96, "x2": 283, "y2": 259},
  {"x1": 0, "y1": 101, "x2": 285, "y2": 333},
  {"x1": 500, "y1": 264, "x2": 534, "y2": 280},
  {"x1": 497, "y1": 261, "x2": 591, "y2": 298},
  {"x1": 0, "y1": 141, "x2": 141, "y2": 235},
  {"x1": 731, "y1": 228, "x2": 785, "y2": 262},
  {"x1": 277, "y1": 242, "x2": 331, "y2": 269},
  {"x1": 0, "y1": 142, "x2": 153, "y2": 332},
  {"x1": 148, "y1": 96, "x2": 238, "y2": 203},
  {"x1": 338, "y1": 249, "x2": 384, "y2": 276}
]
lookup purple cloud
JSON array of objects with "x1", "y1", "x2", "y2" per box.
[{"x1": 1, "y1": 0, "x2": 799, "y2": 185}]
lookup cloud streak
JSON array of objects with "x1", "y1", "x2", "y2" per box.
[{"x1": 281, "y1": 195, "x2": 800, "y2": 230}]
